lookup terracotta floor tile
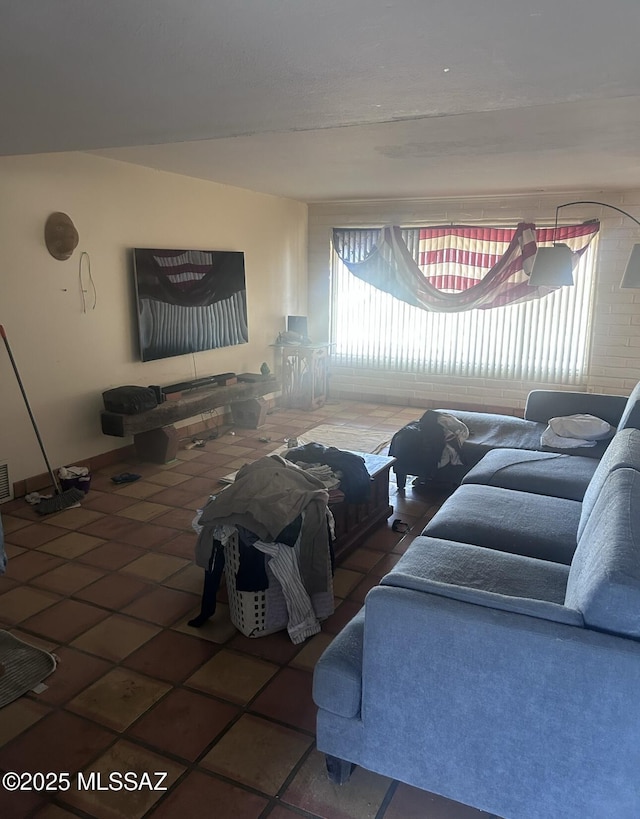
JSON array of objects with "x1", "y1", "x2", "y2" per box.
[
  {"x1": 170, "y1": 458, "x2": 214, "y2": 476},
  {"x1": 129, "y1": 687, "x2": 239, "y2": 761},
  {"x1": 81, "y1": 490, "x2": 139, "y2": 513},
  {"x1": 21, "y1": 598, "x2": 109, "y2": 642},
  {"x1": 115, "y1": 522, "x2": 178, "y2": 549},
  {"x1": 322, "y1": 599, "x2": 362, "y2": 635},
  {"x1": 144, "y1": 486, "x2": 203, "y2": 508},
  {"x1": 282, "y1": 748, "x2": 392, "y2": 819},
  {"x1": 162, "y1": 563, "x2": 203, "y2": 594},
  {"x1": 9, "y1": 627, "x2": 59, "y2": 652},
  {"x1": 81, "y1": 515, "x2": 140, "y2": 541},
  {"x1": 341, "y1": 547, "x2": 388, "y2": 573},
  {"x1": 0, "y1": 709, "x2": 115, "y2": 775},
  {"x1": 332, "y1": 567, "x2": 365, "y2": 599},
  {"x1": 40, "y1": 506, "x2": 105, "y2": 530},
  {"x1": 4, "y1": 542, "x2": 26, "y2": 559},
  {"x1": 33, "y1": 803, "x2": 81, "y2": 818},
  {"x1": 179, "y1": 475, "x2": 222, "y2": 496},
  {"x1": 251, "y1": 667, "x2": 317, "y2": 732},
  {"x1": 5, "y1": 523, "x2": 69, "y2": 549},
  {"x1": 77, "y1": 540, "x2": 145, "y2": 570},
  {"x1": 1, "y1": 514, "x2": 32, "y2": 534},
  {"x1": 150, "y1": 506, "x2": 197, "y2": 531},
  {"x1": 289, "y1": 632, "x2": 334, "y2": 671},
  {"x1": 70, "y1": 613, "x2": 160, "y2": 661},
  {"x1": 172, "y1": 603, "x2": 238, "y2": 643},
  {"x1": 266, "y1": 807, "x2": 307, "y2": 819},
  {"x1": 348, "y1": 573, "x2": 382, "y2": 604},
  {"x1": 31, "y1": 562, "x2": 105, "y2": 595},
  {"x1": 370, "y1": 552, "x2": 402, "y2": 578},
  {"x1": 147, "y1": 769, "x2": 268, "y2": 819},
  {"x1": 144, "y1": 470, "x2": 192, "y2": 487},
  {"x1": 0, "y1": 698, "x2": 51, "y2": 746},
  {"x1": 122, "y1": 586, "x2": 200, "y2": 626},
  {"x1": 122, "y1": 552, "x2": 189, "y2": 582},
  {"x1": 60, "y1": 739, "x2": 184, "y2": 819},
  {"x1": 34, "y1": 645, "x2": 112, "y2": 706},
  {"x1": 0, "y1": 575, "x2": 19, "y2": 594},
  {"x1": 67, "y1": 668, "x2": 171, "y2": 731},
  {"x1": 200, "y1": 714, "x2": 312, "y2": 796},
  {"x1": 157, "y1": 532, "x2": 198, "y2": 559},
  {"x1": 37, "y1": 531, "x2": 106, "y2": 558},
  {"x1": 194, "y1": 450, "x2": 237, "y2": 466},
  {"x1": 73, "y1": 571, "x2": 152, "y2": 609},
  {"x1": 228, "y1": 630, "x2": 302, "y2": 666},
  {"x1": 185, "y1": 648, "x2": 278, "y2": 704},
  {"x1": 112, "y1": 480, "x2": 165, "y2": 499},
  {"x1": 0, "y1": 782, "x2": 46, "y2": 817},
  {"x1": 384, "y1": 782, "x2": 494, "y2": 818},
  {"x1": 0, "y1": 586, "x2": 62, "y2": 624},
  {"x1": 122, "y1": 629, "x2": 219, "y2": 683},
  {"x1": 117, "y1": 501, "x2": 174, "y2": 522},
  {"x1": 4, "y1": 550, "x2": 65, "y2": 582}
]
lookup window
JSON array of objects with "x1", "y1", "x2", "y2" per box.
[{"x1": 329, "y1": 226, "x2": 597, "y2": 384}]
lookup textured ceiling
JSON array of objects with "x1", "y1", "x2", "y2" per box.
[{"x1": 3, "y1": 0, "x2": 640, "y2": 201}]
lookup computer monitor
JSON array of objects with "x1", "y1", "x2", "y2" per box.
[{"x1": 287, "y1": 315, "x2": 308, "y2": 338}]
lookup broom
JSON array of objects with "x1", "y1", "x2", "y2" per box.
[{"x1": 0, "y1": 325, "x2": 85, "y2": 515}]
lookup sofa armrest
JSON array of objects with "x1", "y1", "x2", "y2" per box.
[
  {"x1": 313, "y1": 609, "x2": 365, "y2": 719},
  {"x1": 381, "y1": 537, "x2": 581, "y2": 626},
  {"x1": 524, "y1": 389, "x2": 627, "y2": 426},
  {"x1": 354, "y1": 585, "x2": 640, "y2": 819}
]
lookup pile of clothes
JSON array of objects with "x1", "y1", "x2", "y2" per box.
[{"x1": 192, "y1": 455, "x2": 336, "y2": 644}]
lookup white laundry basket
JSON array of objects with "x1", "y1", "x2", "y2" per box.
[{"x1": 222, "y1": 531, "x2": 290, "y2": 638}]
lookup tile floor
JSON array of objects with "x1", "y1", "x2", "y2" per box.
[{"x1": 0, "y1": 399, "x2": 498, "y2": 819}]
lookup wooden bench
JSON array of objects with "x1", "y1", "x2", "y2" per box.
[{"x1": 100, "y1": 377, "x2": 279, "y2": 463}]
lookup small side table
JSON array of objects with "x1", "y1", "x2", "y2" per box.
[{"x1": 274, "y1": 343, "x2": 330, "y2": 410}]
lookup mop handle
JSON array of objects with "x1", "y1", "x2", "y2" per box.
[{"x1": 0, "y1": 325, "x2": 61, "y2": 494}]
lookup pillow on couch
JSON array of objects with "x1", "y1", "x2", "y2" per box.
[{"x1": 542, "y1": 414, "x2": 613, "y2": 449}]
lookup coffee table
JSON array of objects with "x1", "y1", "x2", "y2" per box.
[{"x1": 330, "y1": 452, "x2": 396, "y2": 561}]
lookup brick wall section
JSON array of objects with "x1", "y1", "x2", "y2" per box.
[{"x1": 308, "y1": 190, "x2": 640, "y2": 413}]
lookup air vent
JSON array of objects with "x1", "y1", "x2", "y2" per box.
[{"x1": 0, "y1": 461, "x2": 12, "y2": 503}]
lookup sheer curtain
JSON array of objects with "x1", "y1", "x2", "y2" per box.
[{"x1": 330, "y1": 223, "x2": 598, "y2": 383}]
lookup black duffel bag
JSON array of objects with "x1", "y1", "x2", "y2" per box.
[{"x1": 102, "y1": 385, "x2": 158, "y2": 414}]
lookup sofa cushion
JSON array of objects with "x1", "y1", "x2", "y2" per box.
[
  {"x1": 566, "y1": 469, "x2": 640, "y2": 638},
  {"x1": 388, "y1": 536, "x2": 570, "y2": 601},
  {"x1": 423, "y1": 484, "x2": 580, "y2": 564},
  {"x1": 577, "y1": 427, "x2": 640, "y2": 541},
  {"x1": 381, "y1": 537, "x2": 582, "y2": 626},
  {"x1": 312, "y1": 609, "x2": 364, "y2": 719},
  {"x1": 461, "y1": 449, "x2": 598, "y2": 500}
]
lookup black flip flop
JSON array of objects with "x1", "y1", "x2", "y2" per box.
[
  {"x1": 111, "y1": 472, "x2": 142, "y2": 484},
  {"x1": 392, "y1": 519, "x2": 410, "y2": 534}
]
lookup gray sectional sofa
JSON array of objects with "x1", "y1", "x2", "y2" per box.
[
  {"x1": 313, "y1": 399, "x2": 640, "y2": 818},
  {"x1": 392, "y1": 381, "x2": 640, "y2": 487}
]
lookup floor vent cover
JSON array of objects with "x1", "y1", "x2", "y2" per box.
[{"x1": 0, "y1": 461, "x2": 12, "y2": 503}]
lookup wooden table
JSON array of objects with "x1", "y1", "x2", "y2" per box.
[{"x1": 330, "y1": 452, "x2": 396, "y2": 561}]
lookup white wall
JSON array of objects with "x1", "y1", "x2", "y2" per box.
[
  {"x1": 0, "y1": 153, "x2": 308, "y2": 484},
  {"x1": 309, "y1": 192, "x2": 640, "y2": 411}
]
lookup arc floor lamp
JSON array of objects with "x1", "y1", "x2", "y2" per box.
[{"x1": 529, "y1": 200, "x2": 640, "y2": 288}]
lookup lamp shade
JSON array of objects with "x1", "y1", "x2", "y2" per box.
[
  {"x1": 528, "y1": 244, "x2": 574, "y2": 286},
  {"x1": 620, "y1": 244, "x2": 640, "y2": 288}
]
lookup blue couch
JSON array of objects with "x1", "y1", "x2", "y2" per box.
[
  {"x1": 313, "y1": 426, "x2": 640, "y2": 818},
  {"x1": 391, "y1": 381, "x2": 640, "y2": 488}
]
